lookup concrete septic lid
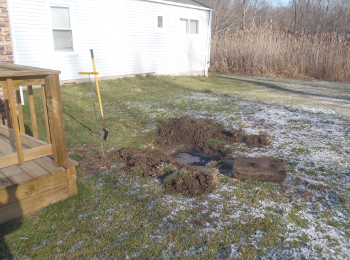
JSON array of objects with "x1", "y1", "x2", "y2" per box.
[{"x1": 233, "y1": 157, "x2": 287, "y2": 182}]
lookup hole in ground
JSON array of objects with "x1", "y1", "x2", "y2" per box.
[{"x1": 172, "y1": 150, "x2": 218, "y2": 166}]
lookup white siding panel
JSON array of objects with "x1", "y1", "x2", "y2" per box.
[{"x1": 9, "y1": 0, "x2": 210, "y2": 81}]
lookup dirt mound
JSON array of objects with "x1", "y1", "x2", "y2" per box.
[
  {"x1": 203, "y1": 89, "x2": 213, "y2": 93},
  {"x1": 154, "y1": 116, "x2": 244, "y2": 154},
  {"x1": 246, "y1": 134, "x2": 272, "y2": 147},
  {"x1": 109, "y1": 147, "x2": 180, "y2": 178},
  {"x1": 108, "y1": 147, "x2": 219, "y2": 178},
  {"x1": 154, "y1": 116, "x2": 271, "y2": 150},
  {"x1": 164, "y1": 170, "x2": 219, "y2": 196},
  {"x1": 107, "y1": 116, "x2": 278, "y2": 196}
]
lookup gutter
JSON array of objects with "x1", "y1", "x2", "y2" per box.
[
  {"x1": 204, "y1": 9, "x2": 212, "y2": 77},
  {"x1": 141, "y1": 0, "x2": 212, "y2": 11}
]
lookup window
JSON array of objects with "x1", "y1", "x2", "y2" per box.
[
  {"x1": 154, "y1": 12, "x2": 166, "y2": 33},
  {"x1": 179, "y1": 18, "x2": 199, "y2": 34},
  {"x1": 157, "y1": 16, "x2": 163, "y2": 28},
  {"x1": 50, "y1": 6, "x2": 73, "y2": 51}
]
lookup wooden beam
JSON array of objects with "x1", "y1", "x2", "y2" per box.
[
  {"x1": 0, "y1": 186, "x2": 70, "y2": 225},
  {"x1": 45, "y1": 74, "x2": 67, "y2": 167},
  {"x1": 0, "y1": 79, "x2": 45, "y2": 88},
  {"x1": 16, "y1": 89, "x2": 25, "y2": 134},
  {"x1": 7, "y1": 79, "x2": 24, "y2": 165},
  {"x1": 0, "y1": 168, "x2": 66, "y2": 206},
  {"x1": 66, "y1": 165, "x2": 78, "y2": 196},
  {"x1": 27, "y1": 85, "x2": 38, "y2": 139},
  {"x1": 0, "y1": 144, "x2": 53, "y2": 168},
  {"x1": 3, "y1": 85, "x2": 11, "y2": 128},
  {"x1": 41, "y1": 85, "x2": 51, "y2": 144},
  {"x1": 0, "y1": 125, "x2": 47, "y2": 148}
]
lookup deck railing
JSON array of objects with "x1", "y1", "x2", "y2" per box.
[{"x1": 0, "y1": 72, "x2": 67, "y2": 168}]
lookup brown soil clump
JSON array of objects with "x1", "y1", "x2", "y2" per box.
[
  {"x1": 164, "y1": 170, "x2": 219, "y2": 197},
  {"x1": 154, "y1": 116, "x2": 244, "y2": 155},
  {"x1": 246, "y1": 134, "x2": 272, "y2": 147},
  {"x1": 203, "y1": 89, "x2": 213, "y2": 93},
  {"x1": 108, "y1": 147, "x2": 180, "y2": 178}
]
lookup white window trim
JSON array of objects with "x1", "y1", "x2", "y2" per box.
[
  {"x1": 176, "y1": 15, "x2": 201, "y2": 38},
  {"x1": 46, "y1": 1, "x2": 78, "y2": 56},
  {"x1": 154, "y1": 11, "x2": 166, "y2": 33}
]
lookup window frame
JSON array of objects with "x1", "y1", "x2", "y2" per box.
[
  {"x1": 154, "y1": 11, "x2": 166, "y2": 33},
  {"x1": 177, "y1": 15, "x2": 200, "y2": 37},
  {"x1": 46, "y1": 1, "x2": 78, "y2": 55}
]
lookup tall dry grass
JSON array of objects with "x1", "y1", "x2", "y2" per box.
[{"x1": 210, "y1": 24, "x2": 350, "y2": 82}]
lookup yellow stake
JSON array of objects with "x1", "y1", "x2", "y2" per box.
[{"x1": 91, "y1": 52, "x2": 104, "y2": 118}]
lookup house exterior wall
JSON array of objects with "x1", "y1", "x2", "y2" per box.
[{"x1": 7, "y1": 0, "x2": 211, "y2": 81}]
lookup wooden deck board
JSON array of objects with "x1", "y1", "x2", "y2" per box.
[
  {"x1": 0, "y1": 136, "x2": 16, "y2": 154},
  {"x1": 34, "y1": 156, "x2": 64, "y2": 175},
  {"x1": 0, "y1": 133, "x2": 54, "y2": 178},
  {"x1": 18, "y1": 161, "x2": 49, "y2": 179},
  {"x1": 0, "y1": 172, "x2": 12, "y2": 189},
  {"x1": 0, "y1": 165, "x2": 32, "y2": 185}
]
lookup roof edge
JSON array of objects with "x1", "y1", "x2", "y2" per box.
[{"x1": 140, "y1": 0, "x2": 213, "y2": 11}]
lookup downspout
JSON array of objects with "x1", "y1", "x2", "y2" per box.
[{"x1": 204, "y1": 9, "x2": 212, "y2": 77}]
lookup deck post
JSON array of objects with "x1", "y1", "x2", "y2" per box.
[
  {"x1": 41, "y1": 85, "x2": 51, "y2": 144},
  {"x1": 7, "y1": 79, "x2": 24, "y2": 165},
  {"x1": 44, "y1": 74, "x2": 67, "y2": 167}
]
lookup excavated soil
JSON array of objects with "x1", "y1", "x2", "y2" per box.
[
  {"x1": 153, "y1": 116, "x2": 244, "y2": 154},
  {"x1": 164, "y1": 170, "x2": 219, "y2": 197},
  {"x1": 105, "y1": 116, "x2": 279, "y2": 196},
  {"x1": 108, "y1": 147, "x2": 220, "y2": 196}
]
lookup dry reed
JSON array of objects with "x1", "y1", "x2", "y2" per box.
[{"x1": 210, "y1": 24, "x2": 350, "y2": 82}]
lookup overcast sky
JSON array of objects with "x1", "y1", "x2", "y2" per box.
[{"x1": 269, "y1": 0, "x2": 290, "y2": 7}]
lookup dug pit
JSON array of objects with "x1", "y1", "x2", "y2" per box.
[
  {"x1": 107, "y1": 116, "x2": 286, "y2": 196},
  {"x1": 172, "y1": 150, "x2": 218, "y2": 167}
]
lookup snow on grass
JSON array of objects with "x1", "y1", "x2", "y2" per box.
[{"x1": 114, "y1": 81, "x2": 350, "y2": 258}]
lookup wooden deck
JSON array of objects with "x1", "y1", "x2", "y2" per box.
[
  {"x1": 0, "y1": 63, "x2": 78, "y2": 224},
  {"x1": 0, "y1": 133, "x2": 78, "y2": 224}
]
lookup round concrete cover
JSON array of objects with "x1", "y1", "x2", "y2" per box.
[{"x1": 233, "y1": 157, "x2": 287, "y2": 182}]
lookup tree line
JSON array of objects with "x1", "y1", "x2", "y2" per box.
[{"x1": 199, "y1": 0, "x2": 350, "y2": 35}]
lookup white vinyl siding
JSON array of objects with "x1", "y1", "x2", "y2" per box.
[{"x1": 9, "y1": 0, "x2": 210, "y2": 81}]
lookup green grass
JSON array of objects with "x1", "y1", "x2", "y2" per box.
[{"x1": 1, "y1": 74, "x2": 350, "y2": 259}]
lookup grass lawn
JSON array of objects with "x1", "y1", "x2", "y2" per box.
[{"x1": 1, "y1": 74, "x2": 350, "y2": 259}]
